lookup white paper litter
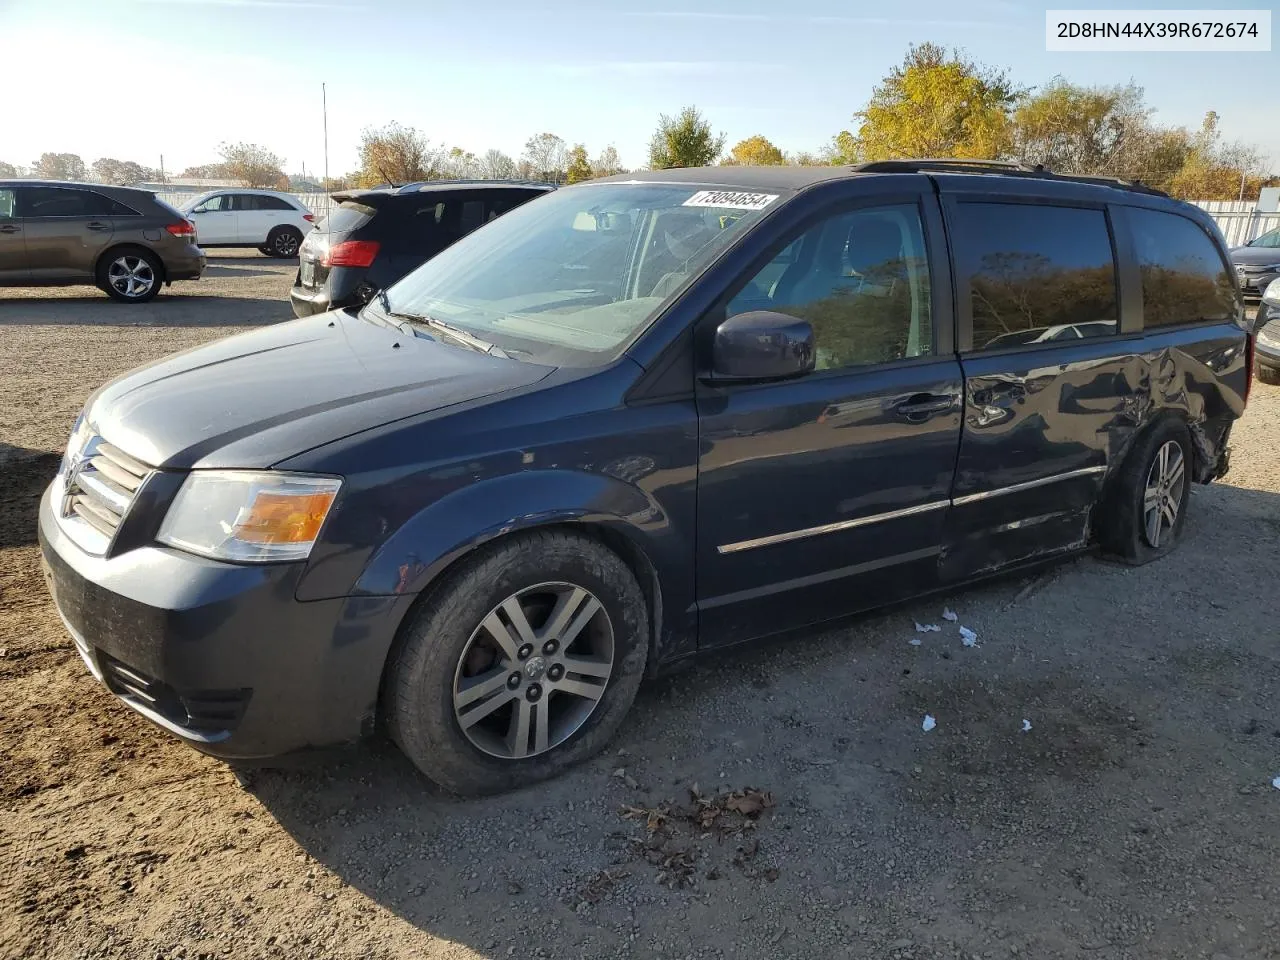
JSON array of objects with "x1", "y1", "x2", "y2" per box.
[
  {"x1": 922, "y1": 714, "x2": 937, "y2": 732},
  {"x1": 942, "y1": 608, "x2": 958, "y2": 622},
  {"x1": 1272, "y1": 776, "x2": 1280, "y2": 791},
  {"x1": 1021, "y1": 719, "x2": 1032, "y2": 732},
  {"x1": 909, "y1": 637, "x2": 923, "y2": 646},
  {"x1": 959, "y1": 626, "x2": 979, "y2": 647},
  {"x1": 915, "y1": 621, "x2": 941, "y2": 633}
]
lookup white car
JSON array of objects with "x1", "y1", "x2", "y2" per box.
[{"x1": 179, "y1": 189, "x2": 315, "y2": 258}]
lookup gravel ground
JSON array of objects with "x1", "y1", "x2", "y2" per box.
[{"x1": 2, "y1": 259, "x2": 1279, "y2": 960}]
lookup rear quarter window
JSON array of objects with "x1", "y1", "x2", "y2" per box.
[
  {"x1": 953, "y1": 202, "x2": 1119, "y2": 351},
  {"x1": 1128, "y1": 207, "x2": 1237, "y2": 328},
  {"x1": 321, "y1": 201, "x2": 377, "y2": 234}
]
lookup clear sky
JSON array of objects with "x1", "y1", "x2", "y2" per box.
[{"x1": 1, "y1": 0, "x2": 1276, "y2": 177}]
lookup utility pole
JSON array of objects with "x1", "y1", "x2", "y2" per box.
[
  {"x1": 159, "y1": 154, "x2": 165, "y2": 182},
  {"x1": 322, "y1": 82, "x2": 329, "y2": 183},
  {"x1": 1239, "y1": 170, "x2": 1247, "y2": 202}
]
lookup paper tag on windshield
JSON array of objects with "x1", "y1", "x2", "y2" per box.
[{"x1": 683, "y1": 190, "x2": 778, "y2": 211}]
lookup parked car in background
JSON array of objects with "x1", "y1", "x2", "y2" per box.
[
  {"x1": 40, "y1": 161, "x2": 1251, "y2": 795},
  {"x1": 1254, "y1": 277, "x2": 1280, "y2": 384},
  {"x1": 1229, "y1": 226, "x2": 1280, "y2": 301},
  {"x1": 289, "y1": 180, "x2": 553, "y2": 318},
  {"x1": 180, "y1": 189, "x2": 314, "y2": 258},
  {"x1": 0, "y1": 180, "x2": 204, "y2": 303}
]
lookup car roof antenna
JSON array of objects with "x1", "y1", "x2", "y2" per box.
[{"x1": 378, "y1": 165, "x2": 398, "y2": 190}]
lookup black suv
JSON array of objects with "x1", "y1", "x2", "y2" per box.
[
  {"x1": 289, "y1": 180, "x2": 554, "y2": 318},
  {"x1": 0, "y1": 180, "x2": 204, "y2": 302},
  {"x1": 40, "y1": 161, "x2": 1251, "y2": 795}
]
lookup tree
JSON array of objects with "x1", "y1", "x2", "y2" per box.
[
  {"x1": 180, "y1": 162, "x2": 232, "y2": 179},
  {"x1": 787, "y1": 151, "x2": 825, "y2": 166},
  {"x1": 565, "y1": 144, "x2": 593, "y2": 183},
  {"x1": 1167, "y1": 112, "x2": 1269, "y2": 201},
  {"x1": 592, "y1": 145, "x2": 625, "y2": 178},
  {"x1": 648, "y1": 106, "x2": 725, "y2": 169},
  {"x1": 32, "y1": 152, "x2": 87, "y2": 181},
  {"x1": 0, "y1": 161, "x2": 16, "y2": 178},
  {"x1": 724, "y1": 135, "x2": 785, "y2": 166},
  {"x1": 358, "y1": 122, "x2": 435, "y2": 186},
  {"x1": 217, "y1": 142, "x2": 286, "y2": 188},
  {"x1": 522, "y1": 133, "x2": 567, "y2": 181},
  {"x1": 479, "y1": 149, "x2": 517, "y2": 180},
  {"x1": 837, "y1": 43, "x2": 1021, "y2": 162},
  {"x1": 440, "y1": 147, "x2": 480, "y2": 179},
  {"x1": 1012, "y1": 79, "x2": 1149, "y2": 174},
  {"x1": 90, "y1": 158, "x2": 154, "y2": 185}
]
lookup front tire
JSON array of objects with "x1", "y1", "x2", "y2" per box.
[
  {"x1": 385, "y1": 530, "x2": 649, "y2": 796},
  {"x1": 97, "y1": 248, "x2": 162, "y2": 303},
  {"x1": 1098, "y1": 418, "x2": 1192, "y2": 564},
  {"x1": 1257, "y1": 363, "x2": 1280, "y2": 385},
  {"x1": 264, "y1": 227, "x2": 303, "y2": 258}
]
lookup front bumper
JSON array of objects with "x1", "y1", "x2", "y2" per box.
[
  {"x1": 289, "y1": 282, "x2": 334, "y2": 319},
  {"x1": 38, "y1": 482, "x2": 407, "y2": 759},
  {"x1": 1238, "y1": 268, "x2": 1279, "y2": 301},
  {"x1": 1256, "y1": 332, "x2": 1280, "y2": 371}
]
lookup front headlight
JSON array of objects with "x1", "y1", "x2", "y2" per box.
[
  {"x1": 61, "y1": 413, "x2": 92, "y2": 475},
  {"x1": 157, "y1": 471, "x2": 342, "y2": 563}
]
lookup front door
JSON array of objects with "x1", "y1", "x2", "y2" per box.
[
  {"x1": 17, "y1": 186, "x2": 115, "y2": 282},
  {"x1": 941, "y1": 197, "x2": 1125, "y2": 576},
  {"x1": 189, "y1": 193, "x2": 237, "y2": 244},
  {"x1": 0, "y1": 187, "x2": 28, "y2": 282},
  {"x1": 695, "y1": 191, "x2": 962, "y2": 646}
]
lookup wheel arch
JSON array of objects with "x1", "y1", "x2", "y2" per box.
[{"x1": 95, "y1": 243, "x2": 167, "y2": 286}]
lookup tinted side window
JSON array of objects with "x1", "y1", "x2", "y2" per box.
[
  {"x1": 192, "y1": 194, "x2": 229, "y2": 213},
  {"x1": 255, "y1": 195, "x2": 294, "y2": 210},
  {"x1": 19, "y1": 187, "x2": 103, "y2": 218},
  {"x1": 107, "y1": 197, "x2": 141, "y2": 216},
  {"x1": 231, "y1": 194, "x2": 262, "y2": 211},
  {"x1": 727, "y1": 203, "x2": 933, "y2": 370},
  {"x1": 459, "y1": 199, "x2": 485, "y2": 235},
  {"x1": 955, "y1": 203, "x2": 1118, "y2": 351},
  {"x1": 1129, "y1": 208, "x2": 1235, "y2": 327}
]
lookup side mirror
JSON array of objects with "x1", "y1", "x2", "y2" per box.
[
  {"x1": 711, "y1": 310, "x2": 815, "y2": 382},
  {"x1": 1262, "y1": 277, "x2": 1280, "y2": 309}
]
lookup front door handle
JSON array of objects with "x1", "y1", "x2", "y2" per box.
[
  {"x1": 894, "y1": 393, "x2": 956, "y2": 421},
  {"x1": 86, "y1": 221, "x2": 111, "y2": 232},
  {"x1": 0, "y1": 224, "x2": 19, "y2": 234}
]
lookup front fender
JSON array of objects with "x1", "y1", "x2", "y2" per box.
[{"x1": 353, "y1": 468, "x2": 671, "y2": 597}]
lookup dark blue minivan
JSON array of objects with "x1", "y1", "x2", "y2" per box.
[{"x1": 39, "y1": 160, "x2": 1252, "y2": 795}]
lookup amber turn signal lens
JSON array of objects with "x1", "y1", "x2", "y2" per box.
[{"x1": 233, "y1": 491, "x2": 337, "y2": 544}]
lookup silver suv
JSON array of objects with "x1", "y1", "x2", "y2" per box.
[{"x1": 0, "y1": 180, "x2": 205, "y2": 303}]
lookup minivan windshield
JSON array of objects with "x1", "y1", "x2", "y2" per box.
[{"x1": 371, "y1": 183, "x2": 782, "y2": 365}]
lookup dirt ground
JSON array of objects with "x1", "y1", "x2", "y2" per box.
[{"x1": 2, "y1": 255, "x2": 1279, "y2": 960}]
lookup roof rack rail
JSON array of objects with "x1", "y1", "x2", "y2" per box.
[
  {"x1": 394, "y1": 178, "x2": 558, "y2": 193},
  {"x1": 850, "y1": 158, "x2": 1168, "y2": 198}
]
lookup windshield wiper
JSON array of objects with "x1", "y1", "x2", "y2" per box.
[{"x1": 372, "y1": 290, "x2": 509, "y2": 358}]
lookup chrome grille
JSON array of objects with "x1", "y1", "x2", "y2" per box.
[{"x1": 58, "y1": 436, "x2": 151, "y2": 553}]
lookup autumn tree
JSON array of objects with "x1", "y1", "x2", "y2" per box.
[
  {"x1": 440, "y1": 147, "x2": 480, "y2": 179},
  {"x1": 565, "y1": 144, "x2": 593, "y2": 183},
  {"x1": 32, "y1": 152, "x2": 87, "y2": 181},
  {"x1": 1167, "y1": 112, "x2": 1268, "y2": 200},
  {"x1": 358, "y1": 123, "x2": 436, "y2": 186},
  {"x1": 479, "y1": 149, "x2": 517, "y2": 180},
  {"x1": 723, "y1": 135, "x2": 785, "y2": 166},
  {"x1": 523, "y1": 133, "x2": 568, "y2": 181},
  {"x1": 90, "y1": 158, "x2": 154, "y2": 185},
  {"x1": 1012, "y1": 79, "x2": 1148, "y2": 174},
  {"x1": 0, "y1": 161, "x2": 17, "y2": 178},
  {"x1": 592, "y1": 145, "x2": 625, "y2": 178},
  {"x1": 180, "y1": 162, "x2": 231, "y2": 179},
  {"x1": 218, "y1": 142, "x2": 286, "y2": 187},
  {"x1": 836, "y1": 43, "x2": 1021, "y2": 162},
  {"x1": 649, "y1": 106, "x2": 725, "y2": 169}
]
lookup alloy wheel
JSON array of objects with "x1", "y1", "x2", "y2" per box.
[
  {"x1": 452, "y1": 582, "x2": 614, "y2": 760},
  {"x1": 107, "y1": 256, "x2": 155, "y2": 299},
  {"x1": 274, "y1": 232, "x2": 300, "y2": 256},
  {"x1": 1142, "y1": 439, "x2": 1186, "y2": 548}
]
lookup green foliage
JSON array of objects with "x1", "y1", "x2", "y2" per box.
[
  {"x1": 649, "y1": 106, "x2": 726, "y2": 169},
  {"x1": 358, "y1": 123, "x2": 434, "y2": 187},
  {"x1": 840, "y1": 43, "x2": 1021, "y2": 162},
  {"x1": 724, "y1": 135, "x2": 785, "y2": 166},
  {"x1": 565, "y1": 144, "x2": 593, "y2": 183}
]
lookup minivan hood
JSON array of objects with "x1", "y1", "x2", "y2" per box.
[
  {"x1": 1229, "y1": 246, "x2": 1280, "y2": 266},
  {"x1": 86, "y1": 310, "x2": 551, "y2": 469}
]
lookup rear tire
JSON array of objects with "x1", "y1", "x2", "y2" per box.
[
  {"x1": 97, "y1": 247, "x2": 162, "y2": 303},
  {"x1": 264, "y1": 227, "x2": 303, "y2": 258},
  {"x1": 1097, "y1": 418, "x2": 1192, "y2": 565},
  {"x1": 385, "y1": 530, "x2": 648, "y2": 796}
]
